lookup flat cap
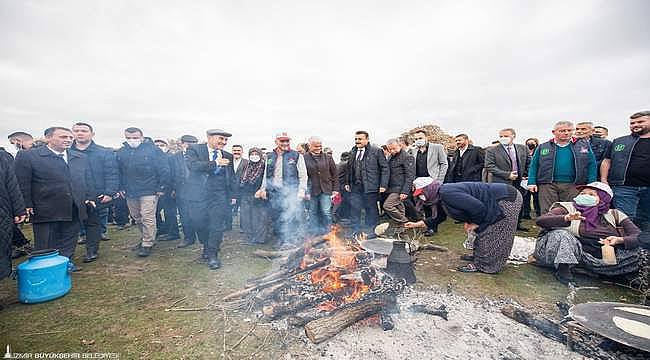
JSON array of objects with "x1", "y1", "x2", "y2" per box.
[
  {"x1": 206, "y1": 129, "x2": 232, "y2": 137},
  {"x1": 154, "y1": 139, "x2": 168, "y2": 145},
  {"x1": 180, "y1": 134, "x2": 199, "y2": 143}
]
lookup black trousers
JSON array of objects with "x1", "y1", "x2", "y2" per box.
[
  {"x1": 113, "y1": 197, "x2": 129, "y2": 226},
  {"x1": 187, "y1": 190, "x2": 229, "y2": 256},
  {"x1": 12, "y1": 224, "x2": 30, "y2": 247},
  {"x1": 82, "y1": 206, "x2": 102, "y2": 255},
  {"x1": 523, "y1": 190, "x2": 541, "y2": 218},
  {"x1": 348, "y1": 185, "x2": 379, "y2": 233},
  {"x1": 177, "y1": 197, "x2": 198, "y2": 243},
  {"x1": 156, "y1": 194, "x2": 179, "y2": 237},
  {"x1": 33, "y1": 209, "x2": 81, "y2": 259}
]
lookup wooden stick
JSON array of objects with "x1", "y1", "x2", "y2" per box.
[
  {"x1": 164, "y1": 296, "x2": 187, "y2": 311},
  {"x1": 252, "y1": 249, "x2": 296, "y2": 259},
  {"x1": 416, "y1": 243, "x2": 449, "y2": 252},
  {"x1": 229, "y1": 322, "x2": 257, "y2": 352},
  {"x1": 223, "y1": 258, "x2": 330, "y2": 302},
  {"x1": 23, "y1": 330, "x2": 67, "y2": 336},
  {"x1": 165, "y1": 307, "x2": 214, "y2": 312}
]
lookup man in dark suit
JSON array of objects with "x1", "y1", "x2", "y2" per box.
[
  {"x1": 484, "y1": 128, "x2": 531, "y2": 230},
  {"x1": 575, "y1": 121, "x2": 612, "y2": 180},
  {"x1": 14, "y1": 127, "x2": 95, "y2": 271},
  {"x1": 343, "y1": 131, "x2": 389, "y2": 237},
  {"x1": 154, "y1": 139, "x2": 180, "y2": 241},
  {"x1": 228, "y1": 144, "x2": 248, "y2": 232},
  {"x1": 173, "y1": 135, "x2": 199, "y2": 248},
  {"x1": 184, "y1": 129, "x2": 235, "y2": 270},
  {"x1": 446, "y1": 134, "x2": 485, "y2": 183},
  {"x1": 71, "y1": 122, "x2": 119, "y2": 262}
]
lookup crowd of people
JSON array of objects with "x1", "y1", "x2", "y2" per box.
[{"x1": 0, "y1": 111, "x2": 649, "y2": 288}]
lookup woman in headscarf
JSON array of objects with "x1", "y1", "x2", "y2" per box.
[
  {"x1": 239, "y1": 148, "x2": 269, "y2": 244},
  {"x1": 535, "y1": 182, "x2": 641, "y2": 285},
  {"x1": 406, "y1": 180, "x2": 522, "y2": 274}
]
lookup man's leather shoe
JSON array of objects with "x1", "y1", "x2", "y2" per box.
[
  {"x1": 177, "y1": 240, "x2": 195, "y2": 248},
  {"x1": 83, "y1": 253, "x2": 98, "y2": 263},
  {"x1": 101, "y1": 234, "x2": 110, "y2": 241},
  {"x1": 68, "y1": 262, "x2": 82, "y2": 272},
  {"x1": 424, "y1": 229, "x2": 436, "y2": 237},
  {"x1": 137, "y1": 246, "x2": 152, "y2": 257},
  {"x1": 207, "y1": 257, "x2": 221, "y2": 270},
  {"x1": 77, "y1": 236, "x2": 86, "y2": 244}
]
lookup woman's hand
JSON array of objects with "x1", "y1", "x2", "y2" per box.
[
  {"x1": 464, "y1": 223, "x2": 479, "y2": 234},
  {"x1": 404, "y1": 220, "x2": 426, "y2": 229},
  {"x1": 599, "y1": 236, "x2": 624, "y2": 246},
  {"x1": 564, "y1": 211, "x2": 585, "y2": 222}
]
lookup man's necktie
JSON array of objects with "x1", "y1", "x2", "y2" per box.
[
  {"x1": 57, "y1": 153, "x2": 66, "y2": 164},
  {"x1": 507, "y1": 146, "x2": 518, "y2": 174},
  {"x1": 212, "y1": 150, "x2": 222, "y2": 175},
  {"x1": 356, "y1": 149, "x2": 364, "y2": 161}
]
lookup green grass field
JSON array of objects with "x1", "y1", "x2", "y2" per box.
[{"x1": 0, "y1": 219, "x2": 640, "y2": 359}]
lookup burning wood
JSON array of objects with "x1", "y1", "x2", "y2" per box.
[{"x1": 226, "y1": 225, "x2": 409, "y2": 343}]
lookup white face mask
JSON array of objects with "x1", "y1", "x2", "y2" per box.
[
  {"x1": 249, "y1": 155, "x2": 261, "y2": 163},
  {"x1": 414, "y1": 139, "x2": 427, "y2": 147},
  {"x1": 418, "y1": 194, "x2": 426, "y2": 201},
  {"x1": 127, "y1": 139, "x2": 142, "y2": 148},
  {"x1": 498, "y1": 137, "x2": 511, "y2": 146}
]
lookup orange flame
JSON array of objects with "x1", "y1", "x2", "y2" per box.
[{"x1": 310, "y1": 226, "x2": 370, "y2": 307}]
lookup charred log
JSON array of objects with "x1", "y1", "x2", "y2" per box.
[
  {"x1": 500, "y1": 304, "x2": 566, "y2": 343},
  {"x1": 304, "y1": 297, "x2": 385, "y2": 344},
  {"x1": 409, "y1": 304, "x2": 448, "y2": 321}
]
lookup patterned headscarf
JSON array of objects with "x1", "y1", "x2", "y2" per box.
[{"x1": 240, "y1": 148, "x2": 265, "y2": 185}]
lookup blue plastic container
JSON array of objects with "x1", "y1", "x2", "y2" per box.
[{"x1": 17, "y1": 249, "x2": 71, "y2": 304}]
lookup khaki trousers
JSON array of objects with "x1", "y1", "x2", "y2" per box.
[
  {"x1": 538, "y1": 183, "x2": 578, "y2": 215},
  {"x1": 383, "y1": 193, "x2": 409, "y2": 223},
  {"x1": 127, "y1": 195, "x2": 159, "y2": 247}
]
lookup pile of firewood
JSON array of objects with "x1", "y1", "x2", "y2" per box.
[
  {"x1": 221, "y1": 231, "x2": 405, "y2": 344},
  {"x1": 399, "y1": 124, "x2": 456, "y2": 151}
]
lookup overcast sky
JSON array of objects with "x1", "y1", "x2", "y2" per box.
[{"x1": 1, "y1": 0, "x2": 649, "y2": 156}]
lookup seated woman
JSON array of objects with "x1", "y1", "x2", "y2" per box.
[
  {"x1": 406, "y1": 181, "x2": 522, "y2": 274},
  {"x1": 239, "y1": 148, "x2": 269, "y2": 244},
  {"x1": 534, "y1": 182, "x2": 640, "y2": 285}
]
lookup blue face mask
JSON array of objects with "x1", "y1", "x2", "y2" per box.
[{"x1": 574, "y1": 194, "x2": 598, "y2": 207}]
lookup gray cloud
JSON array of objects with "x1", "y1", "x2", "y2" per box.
[{"x1": 1, "y1": 0, "x2": 649, "y2": 155}]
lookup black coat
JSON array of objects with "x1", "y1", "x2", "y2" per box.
[
  {"x1": 14, "y1": 146, "x2": 94, "y2": 223},
  {"x1": 184, "y1": 144, "x2": 235, "y2": 201},
  {"x1": 1, "y1": 153, "x2": 26, "y2": 280},
  {"x1": 344, "y1": 144, "x2": 390, "y2": 193},
  {"x1": 116, "y1": 139, "x2": 171, "y2": 198},
  {"x1": 387, "y1": 150, "x2": 416, "y2": 194},
  {"x1": 232, "y1": 158, "x2": 249, "y2": 198},
  {"x1": 72, "y1": 141, "x2": 119, "y2": 197},
  {"x1": 447, "y1": 145, "x2": 485, "y2": 182},
  {"x1": 171, "y1": 151, "x2": 191, "y2": 199}
]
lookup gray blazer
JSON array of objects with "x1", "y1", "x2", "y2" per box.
[
  {"x1": 407, "y1": 143, "x2": 449, "y2": 182},
  {"x1": 484, "y1": 143, "x2": 530, "y2": 184}
]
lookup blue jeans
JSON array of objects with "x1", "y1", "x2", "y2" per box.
[
  {"x1": 613, "y1": 186, "x2": 650, "y2": 230},
  {"x1": 309, "y1": 193, "x2": 333, "y2": 234}
]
